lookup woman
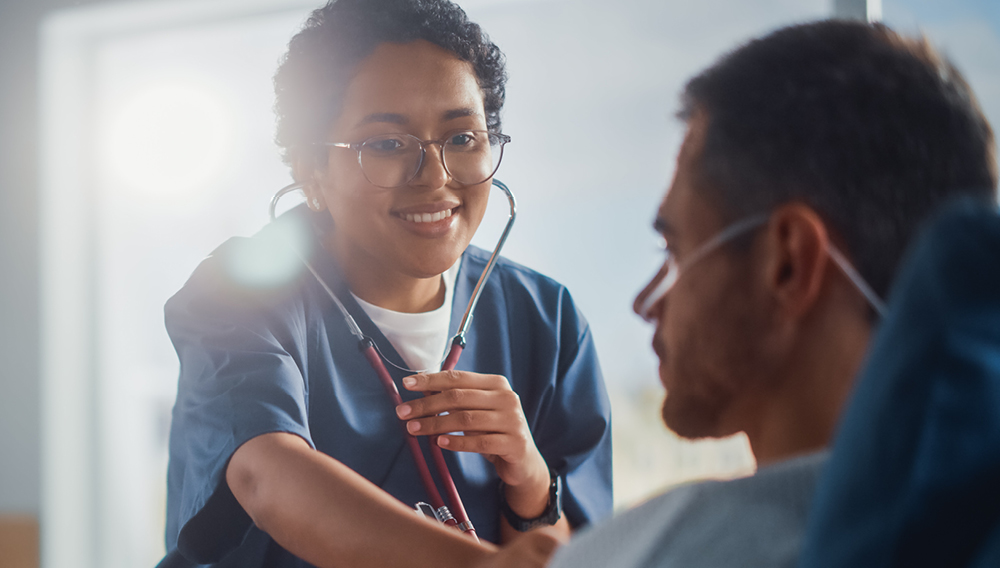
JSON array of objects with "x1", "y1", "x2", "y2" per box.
[{"x1": 158, "y1": 1, "x2": 611, "y2": 567}]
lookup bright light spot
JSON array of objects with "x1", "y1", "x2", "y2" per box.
[
  {"x1": 225, "y1": 216, "x2": 310, "y2": 289},
  {"x1": 102, "y1": 82, "x2": 233, "y2": 197}
]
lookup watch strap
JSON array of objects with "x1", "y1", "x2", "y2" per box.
[{"x1": 499, "y1": 472, "x2": 562, "y2": 532}]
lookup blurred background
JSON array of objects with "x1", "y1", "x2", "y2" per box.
[{"x1": 0, "y1": 0, "x2": 997, "y2": 566}]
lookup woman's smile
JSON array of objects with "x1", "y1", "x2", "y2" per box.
[
  {"x1": 400, "y1": 209, "x2": 453, "y2": 223},
  {"x1": 392, "y1": 201, "x2": 462, "y2": 237}
]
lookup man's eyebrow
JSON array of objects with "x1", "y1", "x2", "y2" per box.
[
  {"x1": 442, "y1": 108, "x2": 480, "y2": 121},
  {"x1": 356, "y1": 113, "x2": 408, "y2": 127}
]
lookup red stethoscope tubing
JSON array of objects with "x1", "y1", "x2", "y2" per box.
[
  {"x1": 363, "y1": 338, "x2": 478, "y2": 541},
  {"x1": 429, "y1": 341, "x2": 475, "y2": 532}
]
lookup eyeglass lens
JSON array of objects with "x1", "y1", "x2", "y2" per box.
[{"x1": 359, "y1": 131, "x2": 504, "y2": 188}]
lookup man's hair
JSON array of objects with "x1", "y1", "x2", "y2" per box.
[
  {"x1": 274, "y1": 0, "x2": 507, "y2": 170},
  {"x1": 680, "y1": 20, "x2": 998, "y2": 298}
]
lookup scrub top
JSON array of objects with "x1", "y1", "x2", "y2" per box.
[{"x1": 158, "y1": 206, "x2": 613, "y2": 567}]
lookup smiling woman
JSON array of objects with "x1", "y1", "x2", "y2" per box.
[
  {"x1": 309, "y1": 41, "x2": 495, "y2": 302},
  {"x1": 158, "y1": 1, "x2": 612, "y2": 568}
]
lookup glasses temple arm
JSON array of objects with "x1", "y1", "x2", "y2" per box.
[{"x1": 826, "y1": 245, "x2": 888, "y2": 318}]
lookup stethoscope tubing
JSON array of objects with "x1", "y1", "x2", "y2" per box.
[
  {"x1": 454, "y1": 179, "x2": 517, "y2": 343},
  {"x1": 268, "y1": 178, "x2": 517, "y2": 541},
  {"x1": 358, "y1": 339, "x2": 454, "y2": 518}
]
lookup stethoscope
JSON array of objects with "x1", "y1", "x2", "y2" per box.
[{"x1": 268, "y1": 178, "x2": 517, "y2": 542}]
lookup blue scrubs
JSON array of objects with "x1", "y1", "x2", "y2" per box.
[{"x1": 158, "y1": 207, "x2": 612, "y2": 567}]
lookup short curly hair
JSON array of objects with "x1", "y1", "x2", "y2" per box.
[
  {"x1": 273, "y1": 0, "x2": 507, "y2": 171},
  {"x1": 680, "y1": 20, "x2": 998, "y2": 300}
]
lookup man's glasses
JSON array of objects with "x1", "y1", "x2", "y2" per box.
[
  {"x1": 324, "y1": 130, "x2": 510, "y2": 188},
  {"x1": 637, "y1": 214, "x2": 888, "y2": 321}
]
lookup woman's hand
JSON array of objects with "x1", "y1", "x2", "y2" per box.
[{"x1": 396, "y1": 371, "x2": 551, "y2": 516}]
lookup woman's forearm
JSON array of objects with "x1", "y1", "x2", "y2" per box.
[{"x1": 226, "y1": 432, "x2": 495, "y2": 568}]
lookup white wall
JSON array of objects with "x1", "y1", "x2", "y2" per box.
[{"x1": 0, "y1": 0, "x2": 156, "y2": 520}]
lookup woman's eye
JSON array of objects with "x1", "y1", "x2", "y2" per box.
[
  {"x1": 447, "y1": 132, "x2": 475, "y2": 146},
  {"x1": 366, "y1": 137, "x2": 407, "y2": 153}
]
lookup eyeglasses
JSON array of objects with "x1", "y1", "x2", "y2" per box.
[
  {"x1": 637, "y1": 214, "x2": 887, "y2": 321},
  {"x1": 324, "y1": 129, "x2": 510, "y2": 188}
]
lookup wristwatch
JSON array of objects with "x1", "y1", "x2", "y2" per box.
[{"x1": 499, "y1": 472, "x2": 563, "y2": 531}]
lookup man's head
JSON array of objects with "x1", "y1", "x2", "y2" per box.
[{"x1": 637, "y1": 21, "x2": 998, "y2": 457}]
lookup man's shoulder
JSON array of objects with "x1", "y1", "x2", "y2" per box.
[
  {"x1": 548, "y1": 481, "x2": 703, "y2": 568},
  {"x1": 711, "y1": 449, "x2": 829, "y2": 504},
  {"x1": 550, "y1": 451, "x2": 829, "y2": 568}
]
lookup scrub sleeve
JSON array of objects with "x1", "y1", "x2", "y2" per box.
[{"x1": 164, "y1": 240, "x2": 316, "y2": 562}]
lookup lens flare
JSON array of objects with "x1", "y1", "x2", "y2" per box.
[{"x1": 224, "y1": 217, "x2": 310, "y2": 289}]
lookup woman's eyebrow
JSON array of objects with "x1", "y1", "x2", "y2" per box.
[
  {"x1": 353, "y1": 109, "x2": 480, "y2": 128},
  {"x1": 355, "y1": 112, "x2": 408, "y2": 127},
  {"x1": 442, "y1": 108, "x2": 480, "y2": 121}
]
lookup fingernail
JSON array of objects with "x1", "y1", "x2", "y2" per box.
[
  {"x1": 438, "y1": 437, "x2": 450, "y2": 447},
  {"x1": 396, "y1": 404, "x2": 411, "y2": 419},
  {"x1": 403, "y1": 376, "x2": 417, "y2": 388},
  {"x1": 407, "y1": 421, "x2": 421, "y2": 433}
]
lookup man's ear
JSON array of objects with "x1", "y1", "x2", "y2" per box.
[{"x1": 758, "y1": 203, "x2": 830, "y2": 319}]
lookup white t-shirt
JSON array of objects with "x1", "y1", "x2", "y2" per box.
[
  {"x1": 548, "y1": 451, "x2": 829, "y2": 568},
  {"x1": 352, "y1": 260, "x2": 462, "y2": 373}
]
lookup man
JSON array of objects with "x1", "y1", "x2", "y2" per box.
[{"x1": 548, "y1": 19, "x2": 998, "y2": 568}]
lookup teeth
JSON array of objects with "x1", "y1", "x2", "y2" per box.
[{"x1": 404, "y1": 209, "x2": 454, "y2": 223}]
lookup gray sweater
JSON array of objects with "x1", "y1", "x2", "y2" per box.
[{"x1": 549, "y1": 451, "x2": 828, "y2": 568}]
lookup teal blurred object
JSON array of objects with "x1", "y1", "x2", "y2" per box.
[{"x1": 797, "y1": 196, "x2": 1000, "y2": 568}]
